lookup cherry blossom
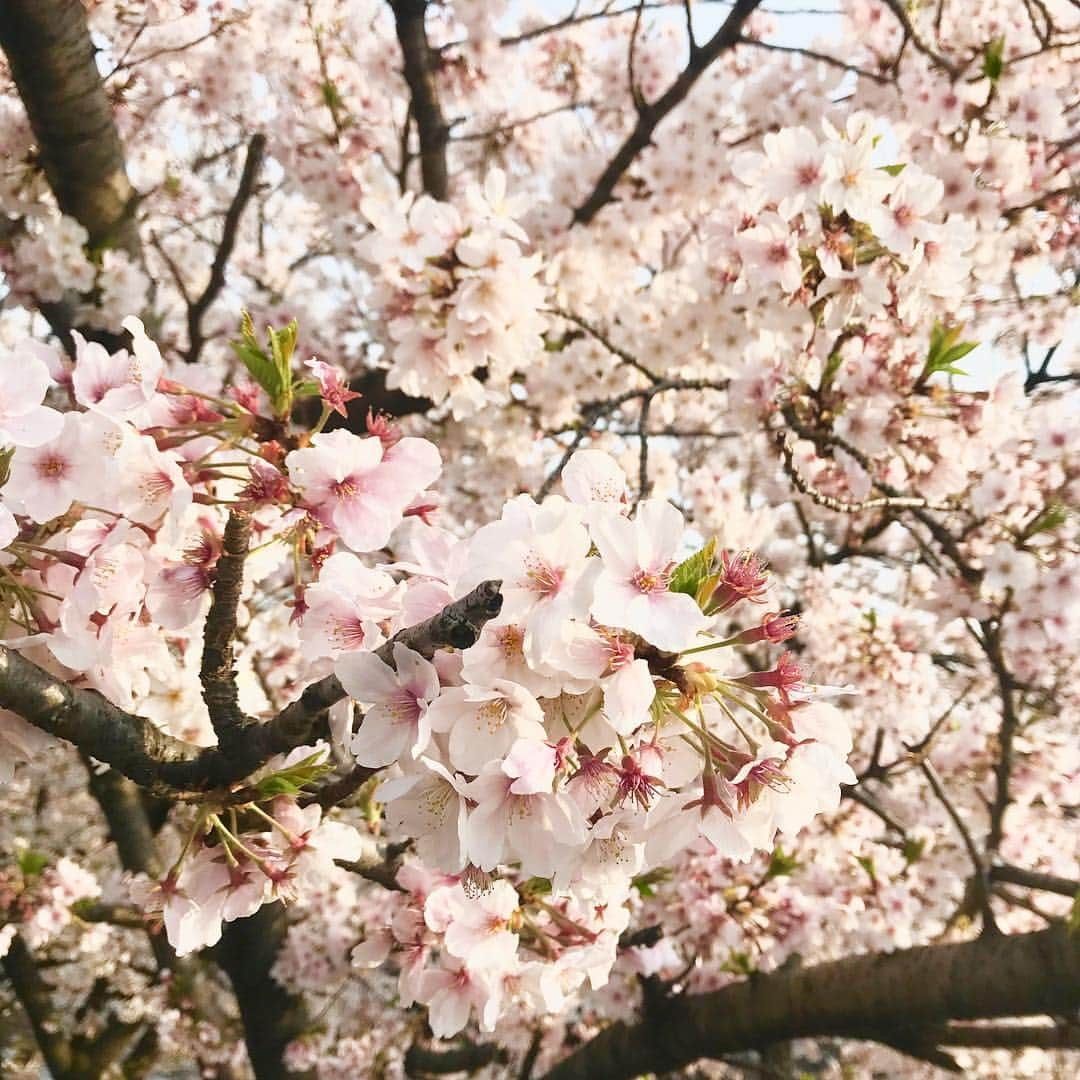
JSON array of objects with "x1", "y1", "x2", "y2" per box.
[
  {"x1": 338, "y1": 644, "x2": 441, "y2": 767},
  {"x1": 590, "y1": 500, "x2": 710, "y2": 652}
]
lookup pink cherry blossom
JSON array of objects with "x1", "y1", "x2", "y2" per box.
[
  {"x1": 338, "y1": 644, "x2": 440, "y2": 767},
  {"x1": 285, "y1": 429, "x2": 441, "y2": 552},
  {"x1": 427, "y1": 679, "x2": 547, "y2": 775},
  {"x1": 298, "y1": 551, "x2": 402, "y2": 660},
  {"x1": 590, "y1": 500, "x2": 709, "y2": 653},
  {"x1": 5, "y1": 414, "x2": 94, "y2": 523},
  {"x1": 0, "y1": 341, "x2": 63, "y2": 448}
]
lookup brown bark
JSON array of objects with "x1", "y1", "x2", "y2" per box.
[
  {"x1": 572, "y1": 0, "x2": 762, "y2": 225},
  {"x1": 0, "y1": 0, "x2": 141, "y2": 260},
  {"x1": 542, "y1": 925, "x2": 1080, "y2": 1079},
  {"x1": 391, "y1": 0, "x2": 449, "y2": 200},
  {"x1": 0, "y1": 581, "x2": 503, "y2": 793}
]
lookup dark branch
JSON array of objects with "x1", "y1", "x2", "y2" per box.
[
  {"x1": 390, "y1": 0, "x2": 449, "y2": 200},
  {"x1": 1, "y1": 933, "x2": 75, "y2": 1080},
  {"x1": 989, "y1": 863, "x2": 1080, "y2": 899},
  {"x1": 404, "y1": 1038, "x2": 508, "y2": 1076},
  {"x1": 200, "y1": 510, "x2": 253, "y2": 746},
  {"x1": 572, "y1": 0, "x2": 763, "y2": 224},
  {"x1": 0, "y1": 581, "x2": 503, "y2": 795},
  {"x1": 185, "y1": 132, "x2": 267, "y2": 363},
  {"x1": 0, "y1": 0, "x2": 142, "y2": 260},
  {"x1": 215, "y1": 904, "x2": 316, "y2": 1080},
  {"x1": 542, "y1": 925, "x2": 1080, "y2": 1079}
]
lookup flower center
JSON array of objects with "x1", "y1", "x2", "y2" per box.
[
  {"x1": 630, "y1": 566, "x2": 669, "y2": 595},
  {"x1": 523, "y1": 556, "x2": 564, "y2": 598},
  {"x1": 36, "y1": 456, "x2": 68, "y2": 479},
  {"x1": 496, "y1": 624, "x2": 525, "y2": 660},
  {"x1": 477, "y1": 697, "x2": 510, "y2": 732}
]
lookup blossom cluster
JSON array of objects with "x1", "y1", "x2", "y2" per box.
[
  {"x1": 358, "y1": 169, "x2": 547, "y2": 417},
  {"x1": 0, "y1": 318, "x2": 855, "y2": 1039}
]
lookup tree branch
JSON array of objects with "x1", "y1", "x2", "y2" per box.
[
  {"x1": 919, "y1": 758, "x2": 997, "y2": 933},
  {"x1": 185, "y1": 132, "x2": 267, "y2": 363},
  {"x1": 404, "y1": 1038, "x2": 508, "y2": 1075},
  {"x1": 1, "y1": 932, "x2": 75, "y2": 1080},
  {"x1": 390, "y1": 0, "x2": 449, "y2": 200},
  {"x1": 989, "y1": 863, "x2": 1080, "y2": 899},
  {"x1": 0, "y1": 581, "x2": 503, "y2": 795},
  {"x1": 200, "y1": 510, "x2": 253, "y2": 746},
  {"x1": 572, "y1": 0, "x2": 763, "y2": 224},
  {"x1": 541, "y1": 925, "x2": 1080, "y2": 1079},
  {"x1": 214, "y1": 904, "x2": 316, "y2": 1080},
  {"x1": 0, "y1": 0, "x2": 142, "y2": 260}
]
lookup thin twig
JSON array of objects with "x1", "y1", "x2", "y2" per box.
[
  {"x1": 920, "y1": 758, "x2": 998, "y2": 934},
  {"x1": 185, "y1": 132, "x2": 267, "y2": 363}
]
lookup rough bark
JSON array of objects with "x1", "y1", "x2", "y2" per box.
[
  {"x1": 0, "y1": 0, "x2": 141, "y2": 258},
  {"x1": 390, "y1": 0, "x2": 449, "y2": 199},
  {"x1": 542, "y1": 925, "x2": 1080, "y2": 1079},
  {"x1": 200, "y1": 510, "x2": 254, "y2": 746},
  {"x1": 572, "y1": 0, "x2": 762, "y2": 225},
  {"x1": 0, "y1": 581, "x2": 502, "y2": 793}
]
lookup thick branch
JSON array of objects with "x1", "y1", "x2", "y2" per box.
[
  {"x1": 989, "y1": 863, "x2": 1080, "y2": 898},
  {"x1": 185, "y1": 133, "x2": 267, "y2": 363},
  {"x1": 1, "y1": 933, "x2": 74, "y2": 1080},
  {"x1": 572, "y1": 0, "x2": 762, "y2": 224},
  {"x1": 541, "y1": 925, "x2": 1080, "y2": 1079},
  {"x1": 200, "y1": 510, "x2": 253, "y2": 745},
  {"x1": 0, "y1": 581, "x2": 503, "y2": 794},
  {"x1": 391, "y1": 0, "x2": 449, "y2": 200},
  {"x1": 981, "y1": 621, "x2": 1019, "y2": 853},
  {"x1": 404, "y1": 1038, "x2": 508, "y2": 1075},
  {"x1": 0, "y1": 0, "x2": 141, "y2": 259},
  {"x1": 270, "y1": 578, "x2": 503, "y2": 739},
  {"x1": 215, "y1": 904, "x2": 316, "y2": 1080}
]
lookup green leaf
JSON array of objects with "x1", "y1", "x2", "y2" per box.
[
  {"x1": 322, "y1": 80, "x2": 343, "y2": 111},
  {"x1": 855, "y1": 854, "x2": 877, "y2": 883},
  {"x1": 982, "y1": 35, "x2": 1006, "y2": 82},
  {"x1": 631, "y1": 867, "x2": 672, "y2": 899},
  {"x1": 765, "y1": 844, "x2": 800, "y2": 880},
  {"x1": 879, "y1": 163, "x2": 907, "y2": 177},
  {"x1": 520, "y1": 876, "x2": 552, "y2": 898},
  {"x1": 669, "y1": 537, "x2": 717, "y2": 600},
  {"x1": 721, "y1": 950, "x2": 756, "y2": 976},
  {"x1": 292, "y1": 378, "x2": 323, "y2": 399},
  {"x1": 819, "y1": 348, "x2": 846, "y2": 391},
  {"x1": 902, "y1": 836, "x2": 927, "y2": 865},
  {"x1": 253, "y1": 751, "x2": 334, "y2": 801},
  {"x1": 919, "y1": 321, "x2": 977, "y2": 383},
  {"x1": 17, "y1": 849, "x2": 49, "y2": 878},
  {"x1": 229, "y1": 312, "x2": 301, "y2": 419},
  {"x1": 1021, "y1": 503, "x2": 1068, "y2": 540},
  {"x1": 0, "y1": 445, "x2": 14, "y2": 488}
]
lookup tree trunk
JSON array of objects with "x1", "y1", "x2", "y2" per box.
[{"x1": 543, "y1": 925, "x2": 1080, "y2": 1079}]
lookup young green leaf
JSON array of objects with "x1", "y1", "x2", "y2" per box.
[
  {"x1": 765, "y1": 844, "x2": 800, "y2": 880},
  {"x1": 982, "y1": 36, "x2": 1006, "y2": 82},
  {"x1": 669, "y1": 537, "x2": 717, "y2": 599},
  {"x1": 918, "y1": 320, "x2": 977, "y2": 383}
]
